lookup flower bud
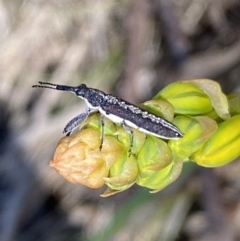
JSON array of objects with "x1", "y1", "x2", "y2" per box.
[
  {"x1": 50, "y1": 126, "x2": 125, "y2": 188},
  {"x1": 117, "y1": 127, "x2": 146, "y2": 155},
  {"x1": 168, "y1": 116, "x2": 217, "y2": 160},
  {"x1": 141, "y1": 100, "x2": 175, "y2": 122},
  {"x1": 192, "y1": 115, "x2": 240, "y2": 167},
  {"x1": 184, "y1": 79, "x2": 230, "y2": 119},
  {"x1": 138, "y1": 136, "x2": 172, "y2": 171},
  {"x1": 137, "y1": 159, "x2": 183, "y2": 192},
  {"x1": 104, "y1": 154, "x2": 138, "y2": 191},
  {"x1": 136, "y1": 136, "x2": 179, "y2": 191},
  {"x1": 154, "y1": 82, "x2": 212, "y2": 115}
]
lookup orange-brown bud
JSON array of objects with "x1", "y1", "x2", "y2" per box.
[{"x1": 50, "y1": 127, "x2": 125, "y2": 188}]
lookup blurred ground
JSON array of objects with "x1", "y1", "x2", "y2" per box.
[{"x1": 0, "y1": 0, "x2": 240, "y2": 241}]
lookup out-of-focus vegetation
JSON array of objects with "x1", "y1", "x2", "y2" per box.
[{"x1": 0, "y1": 0, "x2": 240, "y2": 241}]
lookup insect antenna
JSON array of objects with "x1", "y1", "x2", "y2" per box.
[{"x1": 32, "y1": 81, "x2": 75, "y2": 92}]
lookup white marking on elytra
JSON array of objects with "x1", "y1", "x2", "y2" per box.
[{"x1": 100, "y1": 111, "x2": 123, "y2": 124}]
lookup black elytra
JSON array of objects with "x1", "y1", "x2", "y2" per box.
[{"x1": 32, "y1": 81, "x2": 183, "y2": 154}]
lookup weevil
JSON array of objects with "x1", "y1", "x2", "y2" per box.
[{"x1": 32, "y1": 82, "x2": 183, "y2": 153}]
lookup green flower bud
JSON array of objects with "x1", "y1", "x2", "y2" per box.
[
  {"x1": 137, "y1": 135, "x2": 172, "y2": 171},
  {"x1": 136, "y1": 136, "x2": 179, "y2": 191},
  {"x1": 137, "y1": 159, "x2": 183, "y2": 192},
  {"x1": 168, "y1": 116, "x2": 217, "y2": 160},
  {"x1": 191, "y1": 115, "x2": 240, "y2": 167},
  {"x1": 140, "y1": 99, "x2": 175, "y2": 122},
  {"x1": 153, "y1": 82, "x2": 212, "y2": 115},
  {"x1": 81, "y1": 113, "x2": 117, "y2": 135},
  {"x1": 184, "y1": 79, "x2": 230, "y2": 120},
  {"x1": 103, "y1": 154, "x2": 138, "y2": 191},
  {"x1": 116, "y1": 127, "x2": 146, "y2": 155}
]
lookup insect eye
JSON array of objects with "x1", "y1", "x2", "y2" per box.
[{"x1": 76, "y1": 85, "x2": 87, "y2": 97}]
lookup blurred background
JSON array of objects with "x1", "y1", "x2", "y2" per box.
[{"x1": 0, "y1": 0, "x2": 240, "y2": 240}]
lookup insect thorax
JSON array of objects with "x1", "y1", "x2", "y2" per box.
[{"x1": 83, "y1": 88, "x2": 106, "y2": 109}]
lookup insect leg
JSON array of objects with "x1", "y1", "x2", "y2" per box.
[
  {"x1": 122, "y1": 121, "x2": 134, "y2": 156},
  {"x1": 63, "y1": 108, "x2": 93, "y2": 136},
  {"x1": 99, "y1": 114, "x2": 105, "y2": 150}
]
